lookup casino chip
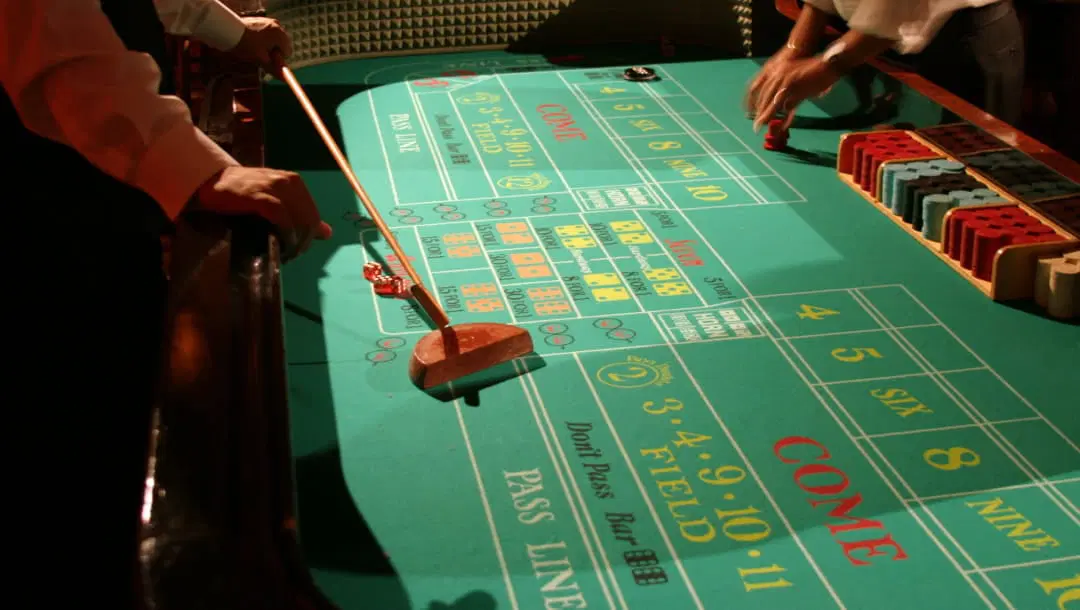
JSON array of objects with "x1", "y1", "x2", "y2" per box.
[{"x1": 623, "y1": 66, "x2": 658, "y2": 82}]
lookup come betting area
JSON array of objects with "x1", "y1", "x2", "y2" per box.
[{"x1": 268, "y1": 54, "x2": 1080, "y2": 610}]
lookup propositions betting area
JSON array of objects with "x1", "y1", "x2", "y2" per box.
[{"x1": 287, "y1": 57, "x2": 1079, "y2": 610}]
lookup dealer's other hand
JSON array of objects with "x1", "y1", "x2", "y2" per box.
[{"x1": 192, "y1": 166, "x2": 332, "y2": 261}]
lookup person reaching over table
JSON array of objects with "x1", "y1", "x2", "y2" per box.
[
  {"x1": 1, "y1": 1, "x2": 329, "y2": 605},
  {"x1": 746, "y1": 0, "x2": 1024, "y2": 131}
]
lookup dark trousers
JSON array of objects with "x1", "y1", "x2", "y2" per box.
[
  {"x1": 9, "y1": 127, "x2": 169, "y2": 607},
  {"x1": 902, "y1": 0, "x2": 1026, "y2": 125}
]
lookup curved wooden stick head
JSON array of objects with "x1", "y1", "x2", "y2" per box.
[{"x1": 408, "y1": 323, "x2": 534, "y2": 389}]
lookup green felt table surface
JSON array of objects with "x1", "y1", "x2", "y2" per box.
[{"x1": 261, "y1": 49, "x2": 1080, "y2": 610}]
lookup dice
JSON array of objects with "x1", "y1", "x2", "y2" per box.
[
  {"x1": 363, "y1": 261, "x2": 410, "y2": 298},
  {"x1": 373, "y1": 275, "x2": 408, "y2": 298},
  {"x1": 363, "y1": 262, "x2": 384, "y2": 282}
]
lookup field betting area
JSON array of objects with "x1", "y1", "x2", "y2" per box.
[{"x1": 263, "y1": 52, "x2": 1080, "y2": 610}]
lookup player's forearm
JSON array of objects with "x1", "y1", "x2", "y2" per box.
[
  {"x1": 154, "y1": 0, "x2": 246, "y2": 51},
  {"x1": 786, "y1": 3, "x2": 833, "y2": 57},
  {"x1": 820, "y1": 30, "x2": 898, "y2": 76},
  {"x1": 0, "y1": 0, "x2": 238, "y2": 220}
]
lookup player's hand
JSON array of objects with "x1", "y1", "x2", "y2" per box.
[
  {"x1": 192, "y1": 167, "x2": 332, "y2": 260},
  {"x1": 746, "y1": 56, "x2": 841, "y2": 132},
  {"x1": 229, "y1": 17, "x2": 292, "y2": 76},
  {"x1": 744, "y1": 45, "x2": 802, "y2": 119}
]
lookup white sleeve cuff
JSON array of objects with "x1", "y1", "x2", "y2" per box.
[
  {"x1": 133, "y1": 123, "x2": 239, "y2": 220},
  {"x1": 801, "y1": 0, "x2": 838, "y2": 15},
  {"x1": 847, "y1": 0, "x2": 913, "y2": 41},
  {"x1": 193, "y1": 1, "x2": 247, "y2": 51}
]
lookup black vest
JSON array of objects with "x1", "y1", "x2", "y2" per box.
[{"x1": 3, "y1": 0, "x2": 175, "y2": 238}]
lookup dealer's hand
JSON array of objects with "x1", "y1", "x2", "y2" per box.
[
  {"x1": 746, "y1": 55, "x2": 840, "y2": 132},
  {"x1": 229, "y1": 16, "x2": 293, "y2": 75},
  {"x1": 192, "y1": 167, "x2": 332, "y2": 260}
]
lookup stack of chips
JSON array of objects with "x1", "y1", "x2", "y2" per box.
[
  {"x1": 764, "y1": 119, "x2": 788, "y2": 151},
  {"x1": 1031, "y1": 198, "x2": 1080, "y2": 236},
  {"x1": 942, "y1": 207, "x2": 1066, "y2": 281},
  {"x1": 846, "y1": 132, "x2": 935, "y2": 196},
  {"x1": 965, "y1": 151, "x2": 1080, "y2": 201},
  {"x1": 916, "y1": 123, "x2": 1007, "y2": 157},
  {"x1": 878, "y1": 158, "x2": 1010, "y2": 241}
]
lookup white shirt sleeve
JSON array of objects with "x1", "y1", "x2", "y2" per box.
[
  {"x1": 846, "y1": 0, "x2": 918, "y2": 41},
  {"x1": 0, "y1": 0, "x2": 239, "y2": 220},
  {"x1": 154, "y1": 0, "x2": 247, "y2": 51},
  {"x1": 801, "y1": 0, "x2": 840, "y2": 16}
]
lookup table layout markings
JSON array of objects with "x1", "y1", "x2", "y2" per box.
[
  {"x1": 811, "y1": 287, "x2": 1078, "y2": 525},
  {"x1": 368, "y1": 94, "x2": 401, "y2": 206},
  {"x1": 494, "y1": 74, "x2": 574, "y2": 194},
  {"x1": 562, "y1": 74, "x2": 797, "y2": 215},
  {"x1": 746, "y1": 299, "x2": 1003, "y2": 608},
  {"x1": 850, "y1": 290, "x2": 1080, "y2": 523},
  {"x1": 504, "y1": 79, "x2": 1002, "y2": 606},
  {"x1": 573, "y1": 354, "x2": 707, "y2": 610},
  {"x1": 861, "y1": 306, "x2": 1077, "y2": 512},
  {"x1": 453, "y1": 398, "x2": 521, "y2": 610},
  {"x1": 765, "y1": 321, "x2": 829, "y2": 386},
  {"x1": 619, "y1": 131, "x2": 726, "y2": 139},
  {"x1": 358, "y1": 230, "x2": 393, "y2": 336},
  {"x1": 570, "y1": 77, "x2": 763, "y2": 206},
  {"x1": 901, "y1": 287, "x2": 1080, "y2": 455},
  {"x1": 860, "y1": 417, "x2": 1044, "y2": 440},
  {"x1": 653, "y1": 65, "x2": 807, "y2": 203},
  {"x1": 914, "y1": 478, "x2": 1080, "y2": 504},
  {"x1": 432, "y1": 267, "x2": 495, "y2": 274},
  {"x1": 555, "y1": 72, "x2": 674, "y2": 212},
  {"x1": 635, "y1": 85, "x2": 766, "y2": 205},
  {"x1": 648, "y1": 174, "x2": 774, "y2": 185},
  {"x1": 813, "y1": 367, "x2": 989, "y2": 387},
  {"x1": 413, "y1": 74, "x2": 498, "y2": 95},
  {"x1": 790, "y1": 323, "x2": 939, "y2": 341},
  {"x1": 547, "y1": 254, "x2": 670, "y2": 264},
  {"x1": 565, "y1": 82, "x2": 684, "y2": 211},
  {"x1": 408, "y1": 86, "x2": 456, "y2": 201},
  {"x1": 470, "y1": 222, "x2": 529, "y2": 324},
  {"x1": 580, "y1": 217, "x2": 650, "y2": 315},
  {"x1": 626, "y1": 183, "x2": 996, "y2": 606},
  {"x1": 414, "y1": 225, "x2": 445, "y2": 315},
  {"x1": 325, "y1": 61, "x2": 1080, "y2": 610},
  {"x1": 603, "y1": 112, "x2": 671, "y2": 119},
  {"x1": 755, "y1": 285, "x2": 1078, "y2": 606},
  {"x1": 634, "y1": 153, "x2": 713, "y2": 161},
  {"x1": 401, "y1": 191, "x2": 569, "y2": 208},
  {"x1": 630, "y1": 209, "x2": 710, "y2": 307},
  {"x1": 639, "y1": 311, "x2": 848, "y2": 609},
  {"x1": 584, "y1": 94, "x2": 690, "y2": 103},
  {"x1": 513, "y1": 359, "x2": 625, "y2": 610},
  {"x1": 753, "y1": 283, "x2": 904, "y2": 299},
  {"x1": 446, "y1": 90, "x2": 500, "y2": 197},
  {"x1": 518, "y1": 216, "x2": 589, "y2": 315},
  {"x1": 972, "y1": 555, "x2": 1080, "y2": 574},
  {"x1": 859, "y1": 430, "x2": 1007, "y2": 601}
]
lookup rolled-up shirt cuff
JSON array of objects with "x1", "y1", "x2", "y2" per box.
[
  {"x1": 193, "y1": 2, "x2": 247, "y2": 51},
  {"x1": 801, "y1": 0, "x2": 839, "y2": 15},
  {"x1": 133, "y1": 123, "x2": 239, "y2": 220}
]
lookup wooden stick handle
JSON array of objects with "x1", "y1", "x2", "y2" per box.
[{"x1": 274, "y1": 54, "x2": 450, "y2": 328}]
